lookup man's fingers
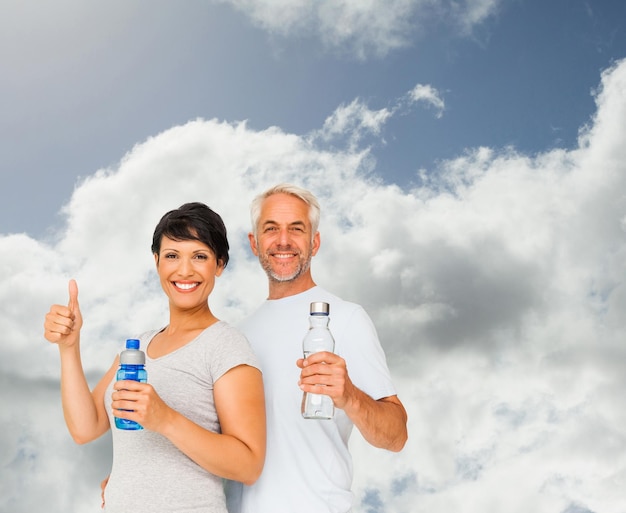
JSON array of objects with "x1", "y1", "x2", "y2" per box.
[{"x1": 302, "y1": 351, "x2": 338, "y2": 365}]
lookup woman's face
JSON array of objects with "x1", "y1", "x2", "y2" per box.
[{"x1": 154, "y1": 236, "x2": 224, "y2": 311}]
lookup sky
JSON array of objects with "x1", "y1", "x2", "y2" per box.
[{"x1": 1, "y1": 0, "x2": 626, "y2": 512}]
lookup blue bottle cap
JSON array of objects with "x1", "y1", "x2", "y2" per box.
[{"x1": 126, "y1": 338, "x2": 140, "y2": 350}]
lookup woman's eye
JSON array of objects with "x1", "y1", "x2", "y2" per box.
[
  {"x1": 194, "y1": 254, "x2": 208, "y2": 260},
  {"x1": 164, "y1": 253, "x2": 177, "y2": 259}
]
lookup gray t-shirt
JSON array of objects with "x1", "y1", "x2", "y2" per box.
[{"x1": 104, "y1": 321, "x2": 260, "y2": 513}]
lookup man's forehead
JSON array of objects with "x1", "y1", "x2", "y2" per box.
[{"x1": 260, "y1": 195, "x2": 309, "y2": 219}]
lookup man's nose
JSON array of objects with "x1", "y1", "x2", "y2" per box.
[{"x1": 277, "y1": 228, "x2": 291, "y2": 245}]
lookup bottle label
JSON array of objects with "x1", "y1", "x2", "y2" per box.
[{"x1": 115, "y1": 365, "x2": 147, "y2": 430}]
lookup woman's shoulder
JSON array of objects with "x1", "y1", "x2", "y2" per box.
[
  {"x1": 197, "y1": 321, "x2": 259, "y2": 370},
  {"x1": 206, "y1": 320, "x2": 245, "y2": 336},
  {"x1": 198, "y1": 321, "x2": 251, "y2": 347},
  {"x1": 134, "y1": 328, "x2": 165, "y2": 348}
]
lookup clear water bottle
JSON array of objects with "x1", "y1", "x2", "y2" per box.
[
  {"x1": 115, "y1": 338, "x2": 147, "y2": 430},
  {"x1": 301, "y1": 302, "x2": 335, "y2": 420}
]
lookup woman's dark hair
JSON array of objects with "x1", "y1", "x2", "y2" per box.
[{"x1": 151, "y1": 202, "x2": 230, "y2": 268}]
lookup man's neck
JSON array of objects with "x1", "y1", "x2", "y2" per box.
[{"x1": 267, "y1": 276, "x2": 316, "y2": 300}]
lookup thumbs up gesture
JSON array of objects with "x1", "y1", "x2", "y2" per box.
[{"x1": 44, "y1": 279, "x2": 84, "y2": 348}]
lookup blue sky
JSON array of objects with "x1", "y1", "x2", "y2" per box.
[
  {"x1": 2, "y1": 1, "x2": 624, "y2": 237},
  {"x1": 2, "y1": 1, "x2": 626, "y2": 512}
]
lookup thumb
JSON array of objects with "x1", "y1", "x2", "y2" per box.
[{"x1": 68, "y1": 279, "x2": 79, "y2": 313}]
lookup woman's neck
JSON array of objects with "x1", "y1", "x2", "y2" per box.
[{"x1": 166, "y1": 304, "x2": 219, "y2": 335}]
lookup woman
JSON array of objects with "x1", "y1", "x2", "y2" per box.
[{"x1": 44, "y1": 202, "x2": 266, "y2": 512}]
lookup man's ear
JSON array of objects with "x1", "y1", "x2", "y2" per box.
[
  {"x1": 311, "y1": 231, "x2": 321, "y2": 256},
  {"x1": 248, "y1": 232, "x2": 260, "y2": 256}
]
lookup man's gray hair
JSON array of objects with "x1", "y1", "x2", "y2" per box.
[{"x1": 250, "y1": 183, "x2": 321, "y2": 238}]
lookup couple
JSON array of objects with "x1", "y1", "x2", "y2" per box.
[{"x1": 44, "y1": 183, "x2": 408, "y2": 513}]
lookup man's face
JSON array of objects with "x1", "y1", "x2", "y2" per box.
[{"x1": 249, "y1": 193, "x2": 320, "y2": 283}]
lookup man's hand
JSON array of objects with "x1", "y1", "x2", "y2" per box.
[
  {"x1": 100, "y1": 475, "x2": 109, "y2": 509},
  {"x1": 297, "y1": 351, "x2": 408, "y2": 452},
  {"x1": 297, "y1": 351, "x2": 357, "y2": 409}
]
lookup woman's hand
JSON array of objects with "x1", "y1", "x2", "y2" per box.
[
  {"x1": 111, "y1": 381, "x2": 173, "y2": 432},
  {"x1": 43, "y1": 279, "x2": 83, "y2": 349}
]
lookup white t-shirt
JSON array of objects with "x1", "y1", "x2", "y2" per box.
[
  {"x1": 103, "y1": 321, "x2": 259, "y2": 513},
  {"x1": 232, "y1": 286, "x2": 397, "y2": 513}
]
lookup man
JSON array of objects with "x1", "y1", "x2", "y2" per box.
[{"x1": 230, "y1": 183, "x2": 408, "y2": 513}]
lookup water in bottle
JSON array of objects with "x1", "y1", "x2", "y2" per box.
[
  {"x1": 301, "y1": 301, "x2": 335, "y2": 419},
  {"x1": 115, "y1": 338, "x2": 147, "y2": 430}
]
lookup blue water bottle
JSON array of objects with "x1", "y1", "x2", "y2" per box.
[{"x1": 115, "y1": 338, "x2": 147, "y2": 430}]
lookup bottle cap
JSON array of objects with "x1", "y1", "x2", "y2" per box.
[
  {"x1": 120, "y1": 339, "x2": 145, "y2": 365},
  {"x1": 309, "y1": 302, "x2": 329, "y2": 315},
  {"x1": 126, "y1": 338, "x2": 140, "y2": 350}
]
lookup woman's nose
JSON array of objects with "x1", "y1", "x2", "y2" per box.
[{"x1": 177, "y1": 257, "x2": 193, "y2": 275}]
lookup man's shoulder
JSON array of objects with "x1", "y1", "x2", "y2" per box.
[
  {"x1": 313, "y1": 286, "x2": 361, "y2": 306},
  {"x1": 237, "y1": 286, "x2": 366, "y2": 327},
  {"x1": 304, "y1": 287, "x2": 372, "y2": 326}
]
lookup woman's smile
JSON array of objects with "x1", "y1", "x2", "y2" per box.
[{"x1": 173, "y1": 281, "x2": 200, "y2": 291}]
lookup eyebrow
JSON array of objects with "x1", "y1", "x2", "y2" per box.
[
  {"x1": 160, "y1": 247, "x2": 211, "y2": 253},
  {"x1": 262, "y1": 220, "x2": 307, "y2": 229}
]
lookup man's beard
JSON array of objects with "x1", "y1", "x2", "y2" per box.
[{"x1": 259, "y1": 248, "x2": 313, "y2": 283}]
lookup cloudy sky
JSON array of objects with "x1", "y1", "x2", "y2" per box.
[{"x1": 2, "y1": 1, "x2": 626, "y2": 512}]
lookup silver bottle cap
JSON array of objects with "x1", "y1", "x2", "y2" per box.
[
  {"x1": 120, "y1": 339, "x2": 145, "y2": 365},
  {"x1": 309, "y1": 301, "x2": 329, "y2": 315}
]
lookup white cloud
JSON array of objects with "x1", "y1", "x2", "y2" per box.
[
  {"x1": 215, "y1": 0, "x2": 502, "y2": 58},
  {"x1": 2, "y1": 59, "x2": 626, "y2": 512},
  {"x1": 407, "y1": 84, "x2": 446, "y2": 118},
  {"x1": 452, "y1": 0, "x2": 502, "y2": 36},
  {"x1": 311, "y1": 83, "x2": 445, "y2": 149},
  {"x1": 311, "y1": 98, "x2": 393, "y2": 151}
]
